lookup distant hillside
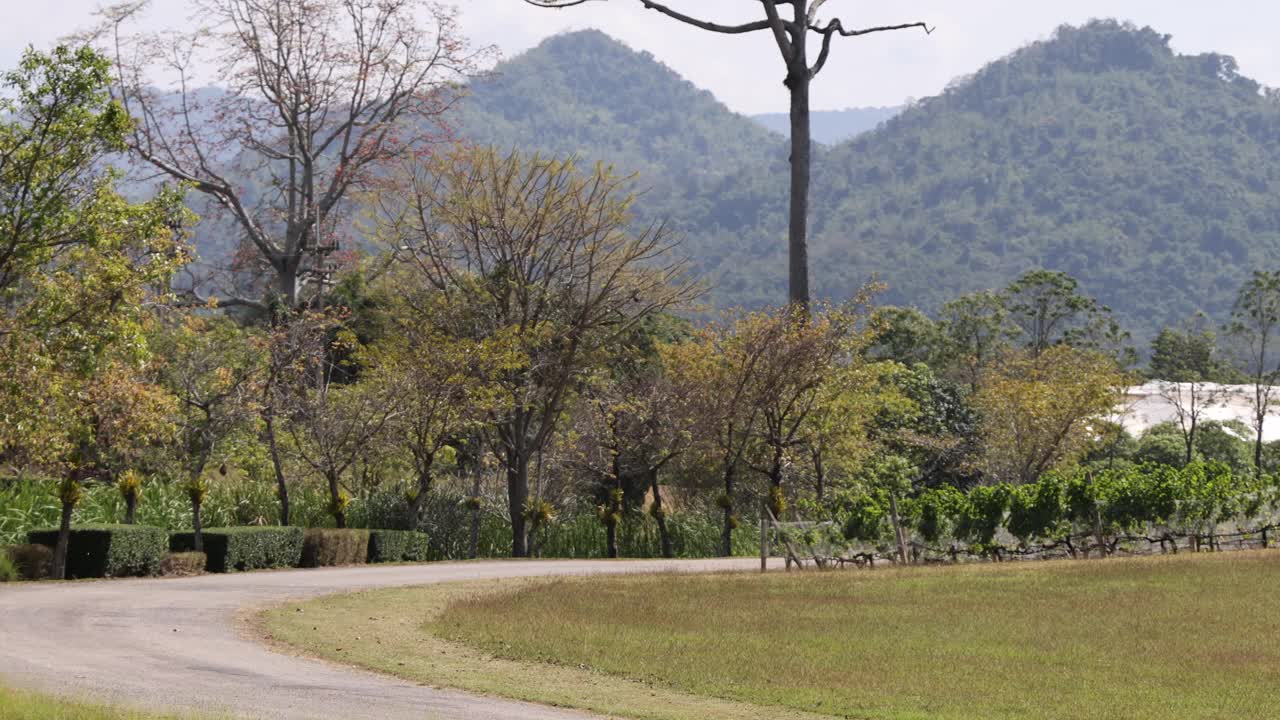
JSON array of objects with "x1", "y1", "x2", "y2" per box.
[
  {"x1": 800, "y1": 21, "x2": 1280, "y2": 338},
  {"x1": 160, "y1": 23, "x2": 1280, "y2": 340},
  {"x1": 751, "y1": 106, "x2": 901, "y2": 144}
]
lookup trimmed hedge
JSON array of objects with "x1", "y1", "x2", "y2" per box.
[
  {"x1": 28, "y1": 525, "x2": 167, "y2": 578},
  {"x1": 6, "y1": 544, "x2": 52, "y2": 580},
  {"x1": 367, "y1": 530, "x2": 430, "y2": 563},
  {"x1": 170, "y1": 526, "x2": 304, "y2": 573},
  {"x1": 160, "y1": 552, "x2": 207, "y2": 577},
  {"x1": 302, "y1": 528, "x2": 369, "y2": 567}
]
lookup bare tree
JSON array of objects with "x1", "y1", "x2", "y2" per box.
[
  {"x1": 1158, "y1": 380, "x2": 1226, "y2": 467},
  {"x1": 377, "y1": 147, "x2": 700, "y2": 556},
  {"x1": 1228, "y1": 271, "x2": 1280, "y2": 478},
  {"x1": 524, "y1": 0, "x2": 930, "y2": 309},
  {"x1": 100, "y1": 0, "x2": 487, "y2": 309}
]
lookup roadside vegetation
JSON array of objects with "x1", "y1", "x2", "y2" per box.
[{"x1": 0, "y1": 686, "x2": 195, "y2": 720}]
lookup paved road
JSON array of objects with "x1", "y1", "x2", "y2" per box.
[{"x1": 0, "y1": 558, "x2": 756, "y2": 719}]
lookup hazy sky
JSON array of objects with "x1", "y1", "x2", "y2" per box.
[{"x1": 4, "y1": 1, "x2": 1277, "y2": 115}]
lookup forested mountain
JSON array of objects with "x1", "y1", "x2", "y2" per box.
[
  {"x1": 453, "y1": 22, "x2": 1280, "y2": 339},
  {"x1": 751, "y1": 106, "x2": 901, "y2": 144}
]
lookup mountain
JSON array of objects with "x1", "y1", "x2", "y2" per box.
[
  {"x1": 459, "y1": 23, "x2": 1280, "y2": 339},
  {"x1": 751, "y1": 107, "x2": 901, "y2": 144},
  {"x1": 800, "y1": 21, "x2": 1280, "y2": 338}
]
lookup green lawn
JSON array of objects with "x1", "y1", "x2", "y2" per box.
[
  {"x1": 262, "y1": 552, "x2": 1280, "y2": 720},
  {"x1": 0, "y1": 686, "x2": 188, "y2": 720}
]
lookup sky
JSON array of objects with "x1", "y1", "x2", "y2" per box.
[{"x1": 4, "y1": 1, "x2": 1277, "y2": 115}]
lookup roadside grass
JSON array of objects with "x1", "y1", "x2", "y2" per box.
[
  {"x1": 0, "y1": 686, "x2": 193, "y2": 720},
  {"x1": 258, "y1": 578, "x2": 831, "y2": 720},
  {"x1": 263, "y1": 551, "x2": 1280, "y2": 720}
]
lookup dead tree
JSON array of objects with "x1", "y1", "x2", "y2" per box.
[
  {"x1": 524, "y1": 0, "x2": 931, "y2": 309},
  {"x1": 100, "y1": 0, "x2": 487, "y2": 309}
]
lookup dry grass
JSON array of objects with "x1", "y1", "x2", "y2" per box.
[{"x1": 261, "y1": 552, "x2": 1280, "y2": 719}]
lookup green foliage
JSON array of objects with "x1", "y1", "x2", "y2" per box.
[
  {"x1": 366, "y1": 529, "x2": 430, "y2": 563},
  {"x1": 301, "y1": 528, "x2": 370, "y2": 567},
  {"x1": 0, "y1": 551, "x2": 17, "y2": 582},
  {"x1": 170, "y1": 526, "x2": 304, "y2": 573},
  {"x1": 27, "y1": 524, "x2": 167, "y2": 578}
]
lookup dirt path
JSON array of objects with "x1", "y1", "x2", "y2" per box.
[{"x1": 0, "y1": 558, "x2": 755, "y2": 719}]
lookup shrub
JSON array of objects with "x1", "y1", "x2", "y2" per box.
[
  {"x1": 6, "y1": 543, "x2": 53, "y2": 580},
  {"x1": 0, "y1": 551, "x2": 16, "y2": 582},
  {"x1": 367, "y1": 529, "x2": 430, "y2": 563},
  {"x1": 170, "y1": 526, "x2": 304, "y2": 573},
  {"x1": 27, "y1": 524, "x2": 167, "y2": 578},
  {"x1": 160, "y1": 552, "x2": 207, "y2": 577},
  {"x1": 302, "y1": 528, "x2": 370, "y2": 567}
]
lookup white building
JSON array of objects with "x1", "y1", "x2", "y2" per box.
[{"x1": 1118, "y1": 381, "x2": 1280, "y2": 441}]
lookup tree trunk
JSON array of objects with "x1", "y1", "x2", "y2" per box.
[
  {"x1": 1092, "y1": 508, "x2": 1107, "y2": 559},
  {"x1": 1255, "y1": 421, "x2": 1265, "y2": 480},
  {"x1": 606, "y1": 448, "x2": 622, "y2": 559},
  {"x1": 649, "y1": 467, "x2": 673, "y2": 559},
  {"x1": 786, "y1": 61, "x2": 812, "y2": 310},
  {"x1": 52, "y1": 497, "x2": 74, "y2": 580},
  {"x1": 812, "y1": 448, "x2": 825, "y2": 502},
  {"x1": 888, "y1": 492, "x2": 909, "y2": 565},
  {"x1": 191, "y1": 495, "x2": 204, "y2": 553},
  {"x1": 279, "y1": 262, "x2": 300, "y2": 308},
  {"x1": 124, "y1": 492, "x2": 137, "y2": 525},
  {"x1": 720, "y1": 462, "x2": 735, "y2": 557},
  {"x1": 327, "y1": 472, "x2": 346, "y2": 529},
  {"x1": 265, "y1": 415, "x2": 291, "y2": 526},
  {"x1": 1185, "y1": 419, "x2": 1196, "y2": 466},
  {"x1": 408, "y1": 459, "x2": 433, "y2": 530},
  {"x1": 469, "y1": 471, "x2": 482, "y2": 560},
  {"x1": 506, "y1": 447, "x2": 530, "y2": 558}
]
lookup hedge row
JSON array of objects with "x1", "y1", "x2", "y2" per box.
[
  {"x1": 23, "y1": 525, "x2": 432, "y2": 578},
  {"x1": 171, "y1": 526, "x2": 304, "y2": 573},
  {"x1": 302, "y1": 529, "x2": 369, "y2": 567},
  {"x1": 367, "y1": 529, "x2": 430, "y2": 563},
  {"x1": 27, "y1": 525, "x2": 167, "y2": 579}
]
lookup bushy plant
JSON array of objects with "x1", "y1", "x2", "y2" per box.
[
  {"x1": 301, "y1": 528, "x2": 370, "y2": 567},
  {"x1": 160, "y1": 551, "x2": 207, "y2": 576},
  {"x1": 171, "y1": 526, "x2": 304, "y2": 572},
  {"x1": 27, "y1": 524, "x2": 167, "y2": 578},
  {"x1": 367, "y1": 529, "x2": 430, "y2": 563},
  {"x1": 6, "y1": 543, "x2": 52, "y2": 580},
  {"x1": 0, "y1": 551, "x2": 17, "y2": 582}
]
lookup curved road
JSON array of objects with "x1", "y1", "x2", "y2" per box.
[{"x1": 0, "y1": 558, "x2": 756, "y2": 719}]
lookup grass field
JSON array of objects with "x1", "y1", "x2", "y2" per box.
[
  {"x1": 0, "y1": 686, "x2": 189, "y2": 720},
  {"x1": 264, "y1": 552, "x2": 1280, "y2": 720}
]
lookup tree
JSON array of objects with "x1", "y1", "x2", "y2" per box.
[
  {"x1": 284, "y1": 326, "x2": 400, "y2": 529},
  {"x1": 103, "y1": 0, "x2": 487, "y2": 309},
  {"x1": 746, "y1": 301, "x2": 877, "y2": 518},
  {"x1": 974, "y1": 346, "x2": 1127, "y2": 485},
  {"x1": 938, "y1": 290, "x2": 1013, "y2": 392},
  {"x1": 368, "y1": 283, "x2": 519, "y2": 528},
  {"x1": 663, "y1": 313, "x2": 778, "y2": 556},
  {"x1": 376, "y1": 148, "x2": 699, "y2": 556},
  {"x1": 1002, "y1": 269, "x2": 1131, "y2": 362},
  {"x1": 1227, "y1": 270, "x2": 1280, "y2": 478},
  {"x1": 524, "y1": 0, "x2": 930, "y2": 308},
  {"x1": 1149, "y1": 321, "x2": 1235, "y2": 384},
  {"x1": 150, "y1": 314, "x2": 262, "y2": 549},
  {"x1": 0, "y1": 46, "x2": 190, "y2": 578}
]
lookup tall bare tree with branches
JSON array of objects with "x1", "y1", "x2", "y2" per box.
[
  {"x1": 99, "y1": 0, "x2": 488, "y2": 310},
  {"x1": 524, "y1": 0, "x2": 930, "y2": 309}
]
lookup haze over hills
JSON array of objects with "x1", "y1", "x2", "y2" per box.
[
  {"x1": 451, "y1": 21, "x2": 1280, "y2": 340},
  {"x1": 751, "y1": 107, "x2": 902, "y2": 145}
]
